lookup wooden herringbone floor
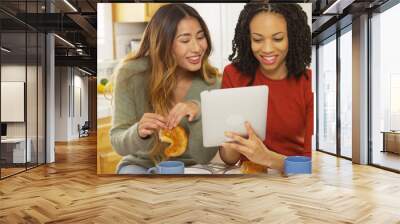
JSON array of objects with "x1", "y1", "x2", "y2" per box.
[{"x1": 1, "y1": 135, "x2": 400, "y2": 224}]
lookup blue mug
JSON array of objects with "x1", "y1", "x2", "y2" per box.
[
  {"x1": 147, "y1": 161, "x2": 185, "y2": 174},
  {"x1": 284, "y1": 156, "x2": 312, "y2": 175}
]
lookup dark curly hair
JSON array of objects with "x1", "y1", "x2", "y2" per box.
[{"x1": 229, "y1": 3, "x2": 311, "y2": 83}]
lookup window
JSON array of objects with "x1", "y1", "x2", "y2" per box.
[
  {"x1": 371, "y1": 2, "x2": 400, "y2": 171},
  {"x1": 0, "y1": 1, "x2": 47, "y2": 179},
  {"x1": 318, "y1": 36, "x2": 337, "y2": 154},
  {"x1": 339, "y1": 28, "x2": 352, "y2": 158}
]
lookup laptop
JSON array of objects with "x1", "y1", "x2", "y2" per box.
[{"x1": 200, "y1": 85, "x2": 268, "y2": 147}]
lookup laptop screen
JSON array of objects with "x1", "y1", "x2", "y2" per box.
[{"x1": 1, "y1": 123, "x2": 7, "y2": 137}]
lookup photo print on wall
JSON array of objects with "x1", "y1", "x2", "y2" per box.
[{"x1": 97, "y1": 2, "x2": 313, "y2": 176}]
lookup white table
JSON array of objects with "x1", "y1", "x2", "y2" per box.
[{"x1": 1, "y1": 138, "x2": 32, "y2": 163}]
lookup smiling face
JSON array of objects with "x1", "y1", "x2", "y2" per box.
[
  {"x1": 250, "y1": 12, "x2": 289, "y2": 77},
  {"x1": 172, "y1": 16, "x2": 208, "y2": 73}
]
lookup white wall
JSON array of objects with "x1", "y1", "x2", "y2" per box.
[
  {"x1": 97, "y1": 3, "x2": 114, "y2": 63},
  {"x1": 188, "y1": 3, "x2": 243, "y2": 72},
  {"x1": 1, "y1": 65, "x2": 26, "y2": 81},
  {"x1": 1, "y1": 65, "x2": 26, "y2": 141},
  {"x1": 72, "y1": 74, "x2": 89, "y2": 138},
  {"x1": 1, "y1": 65, "x2": 30, "y2": 137},
  {"x1": 81, "y1": 76, "x2": 89, "y2": 124},
  {"x1": 54, "y1": 67, "x2": 89, "y2": 141},
  {"x1": 55, "y1": 66, "x2": 69, "y2": 141},
  {"x1": 1, "y1": 64, "x2": 46, "y2": 164},
  {"x1": 114, "y1": 23, "x2": 147, "y2": 59}
]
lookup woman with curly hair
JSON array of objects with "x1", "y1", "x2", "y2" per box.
[
  {"x1": 219, "y1": 3, "x2": 313, "y2": 173},
  {"x1": 110, "y1": 4, "x2": 220, "y2": 174}
]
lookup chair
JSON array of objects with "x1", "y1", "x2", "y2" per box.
[{"x1": 78, "y1": 121, "x2": 90, "y2": 138}]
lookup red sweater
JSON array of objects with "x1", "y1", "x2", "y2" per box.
[{"x1": 222, "y1": 64, "x2": 313, "y2": 157}]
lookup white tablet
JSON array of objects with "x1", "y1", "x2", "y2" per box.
[{"x1": 200, "y1": 85, "x2": 268, "y2": 147}]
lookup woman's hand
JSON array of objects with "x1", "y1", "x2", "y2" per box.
[
  {"x1": 166, "y1": 101, "x2": 199, "y2": 129},
  {"x1": 138, "y1": 113, "x2": 167, "y2": 138},
  {"x1": 222, "y1": 122, "x2": 287, "y2": 172},
  {"x1": 222, "y1": 122, "x2": 270, "y2": 167}
]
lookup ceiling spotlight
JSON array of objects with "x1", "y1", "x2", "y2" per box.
[
  {"x1": 1, "y1": 47, "x2": 11, "y2": 53},
  {"x1": 322, "y1": 0, "x2": 355, "y2": 15},
  {"x1": 78, "y1": 67, "x2": 93, "y2": 76},
  {"x1": 63, "y1": 0, "x2": 78, "y2": 12},
  {"x1": 54, "y1": 34, "x2": 75, "y2": 48}
]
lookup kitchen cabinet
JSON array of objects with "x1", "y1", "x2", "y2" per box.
[{"x1": 112, "y1": 3, "x2": 167, "y2": 23}]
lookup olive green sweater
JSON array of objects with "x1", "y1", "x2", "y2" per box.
[{"x1": 110, "y1": 57, "x2": 220, "y2": 172}]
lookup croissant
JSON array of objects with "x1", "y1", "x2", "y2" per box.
[
  {"x1": 240, "y1": 161, "x2": 267, "y2": 174},
  {"x1": 159, "y1": 125, "x2": 188, "y2": 157}
]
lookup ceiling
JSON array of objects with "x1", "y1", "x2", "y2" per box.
[{"x1": 0, "y1": 0, "x2": 99, "y2": 74}]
